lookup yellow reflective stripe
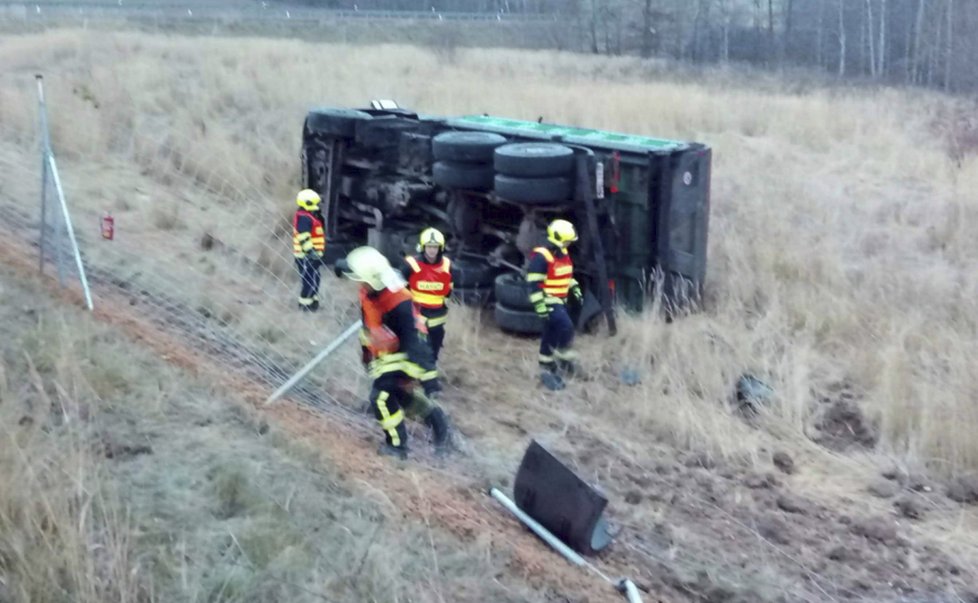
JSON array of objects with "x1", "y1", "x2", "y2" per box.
[
  {"x1": 375, "y1": 392, "x2": 403, "y2": 446},
  {"x1": 412, "y1": 291, "x2": 447, "y2": 306},
  {"x1": 295, "y1": 232, "x2": 311, "y2": 241},
  {"x1": 420, "y1": 370, "x2": 438, "y2": 382},
  {"x1": 554, "y1": 349, "x2": 578, "y2": 360},
  {"x1": 405, "y1": 256, "x2": 421, "y2": 273},
  {"x1": 527, "y1": 273, "x2": 547, "y2": 282},
  {"x1": 529, "y1": 291, "x2": 545, "y2": 302},
  {"x1": 379, "y1": 409, "x2": 404, "y2": 430},
  {"x1": 298, "y1": 297, "x2": 316, "y2": 305},
  {"x1": 442, "y1": 257, "x2": 451, "y2": 271},
  {"x1": 425, "y1": 314, "x2": 448, "y2": 327},
  {"x1": 539, "y1": 354, "x2": 555, "y2": 363},
  {"x1": 545, "y1": 278, "x2": 573, "y2": 286},
  {"x1": 533, "y1": 247, "x2": 555, "y2": 263},
  {"x1": 359, "y1": 330, "x2": 370, "y2": 346}
]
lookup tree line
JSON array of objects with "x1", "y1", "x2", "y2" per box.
[{"x1": 294, "y1": 0, "x2": 978, "y2": 92}]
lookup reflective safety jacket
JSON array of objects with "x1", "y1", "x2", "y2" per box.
[
  {"x1": 359, "y1": 286, "x2": 438, "y2": 386},
  {"x1": 527, "y1": 245, "x2": 574, "y2": 305},
  {"x1": 292, "y1": 210, "x2": 325, "y2": 258},
  {"x1": 404, "y1": 255, "x2": 453, "y2": 309}
]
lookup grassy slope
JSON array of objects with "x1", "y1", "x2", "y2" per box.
[
  {"x1": 2, "y1": 28, "x2": 978, "y2": 602},
  {"x1": 0, "y1": 265, "x2": 544, "y2": 603}
]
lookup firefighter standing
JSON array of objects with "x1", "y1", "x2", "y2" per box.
[
  {"x1": 292, "y1": 189, "x2": 326, "y2": 312},
  {"x1": 401, "y1": 228, "x2": 453, "y2": 363},
  {"x1": 339, "y1": 246, "x2": 451, "y2": 459},
  {"x1": 527, "y1": 219, "x2": 583, "y2": 391}
]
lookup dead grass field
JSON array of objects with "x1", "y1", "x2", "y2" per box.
[{"x1": 2, "y1": 27, "x2": 978, "y2": 602}]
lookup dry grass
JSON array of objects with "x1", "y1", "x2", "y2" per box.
[
  {"x1": 1, "y1": 29, "x2": 977, "y2": 488},
  {"x1": 0, "y1": 267, "x2": 544, "y2": 603}
]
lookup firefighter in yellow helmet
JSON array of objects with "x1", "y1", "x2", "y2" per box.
[
  {"x1": 526, "y1": 219, "x2": 583, "y2": 391},
  {"x1": 292, "y1": 189, "x2": 326, "y2": 311},
  {"x1": 338, "y1": 246, "x2": 452, "y2": 459},
  {"x1": 400, "y1": 227, "x2": 454, "y2": 363}
]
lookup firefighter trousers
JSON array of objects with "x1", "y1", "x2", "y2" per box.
[
  {"x1": 370, "y1": 373, "x2": 410, "y2": 449},
  {"x1": 539, "y1": 303, "x2": 574, "y2": 370},
  {"x1": 420, "y1": 307, "x2": 448, "y2": 363},
  {"x1": 295, "y1": 256, "x2": 322, "y2": 308}
]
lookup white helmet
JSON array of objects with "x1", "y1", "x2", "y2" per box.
[{"x1": 341, "y1": 246, "x2": 404, "y2": 291}]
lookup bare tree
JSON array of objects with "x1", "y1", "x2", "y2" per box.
[{"x1": 838, "y1": 0, "x2": 847, "y2": 77}]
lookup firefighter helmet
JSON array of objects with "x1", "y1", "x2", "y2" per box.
[
  {"x1": 296, "y1": 188, "x2": 321, "y2": 211},
  {"x1": 417, "y1": 227, "x2": 446, "y2": 253},
  {"x1": 342, "y1": 246, "x2": 402, "y2": 291},
  {"x1": 546, "y1": 219, "x2": 578, "y2": 248}
]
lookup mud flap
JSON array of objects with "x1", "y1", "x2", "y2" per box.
[{"x1": 513, "y1": 440, "x2": 614, "y2": 555}]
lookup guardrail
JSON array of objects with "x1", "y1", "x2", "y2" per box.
[{"x1": 0, "y1": 2, "x2": 556, "y2": 22}]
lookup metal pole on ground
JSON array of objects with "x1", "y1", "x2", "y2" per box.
[{"x1": 264, "y1": 319, "x2": 362, "y2": 406}]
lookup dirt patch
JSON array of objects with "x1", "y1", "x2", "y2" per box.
[{"x1": 811, "y1": 399, "x2": 879, "y2": 451}]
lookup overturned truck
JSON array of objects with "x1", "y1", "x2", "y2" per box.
[{"x1": 301, "y1": 102, "x2": 711, "y2": 335}]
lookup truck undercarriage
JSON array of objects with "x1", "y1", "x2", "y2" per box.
[{"x1": 302, "y1": 103, "x2": 711, "y2": 334}]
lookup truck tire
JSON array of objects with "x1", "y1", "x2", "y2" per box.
[
  {"x1": 305, "y1": 108, "x2": 373, "y2": 138},
  {"x1": 453, "y1": 286, "x2": 492, "y2": 307},
  {"x1": 494, "y1": 143, "x2": 574, "y2": 177},
  {"x1": 432, "y1": 131, "x2": 507, "y2": 163},
  {"x1": 494, "y1": 174, "x2": 573, "y2": 205},
  {"x1": 433, "y1": 161, "x2": 495, "y2": 191},
  {"x1": 494, "y1": 303, "x2": 545, "y2": 335},
  {"x1": 494, "y1": 272, "x2": 535, "y2": 311},
  {"x1": 452, "y1": 257, "x2": 496, "y2": 288}
]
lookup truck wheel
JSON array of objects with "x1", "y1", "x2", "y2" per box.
[
  {"x1": 434, "y1": 161, "x2": 495, "y2": 191},
  {"x1": 494, "y1": 143, "x2": 574, "y2": 177},
  {"x1": 494, "y1": 303, "x2": 545, "y2": 335},
  {"x1": 452, "y1": 286, "x2": 492, "y2": 307},
  {"x1": 452, "y1": 257, "x2": 496, "y2": 288},
  {"x1": 433, "y1": 131, "x2": 507, "y2": 163},
  {"x1": 494, "y1": 272, "x2": 535, "y2": 311},
  {"x1": 305, "y1": 108, "x2": 373, "y2": 138},
  {"x1": 494, "y1": 174, "x2": 573, "y2": 205}
]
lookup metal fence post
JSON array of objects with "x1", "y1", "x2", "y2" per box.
[{"x1": 36, "y1": 74, "x2": 48, "y2": 275}]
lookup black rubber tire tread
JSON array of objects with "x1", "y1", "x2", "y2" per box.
[
  {"x1": 494, "y1": 174, "x2": 573, "y2": 205},
  {"x1": 432, "y1": 131, "x2": 507, "y2": 163},
  {"x1": 493, "y1": 272, "x2": 535, "y2": 311},
  {"x1": 494, "y1": 303, "x2": 545, "y2": 335},
  {"x1": 433, "y1": 161, "x2": 495, "y2": 191},
  {"x1": 452, "y1": 257, "x2": 497, "y2": 288},
  {"x1": 452, "y1": 286, "x2": 492, "y2": 307},
  {"x1": 305, "y1": 108, "x2": 373, "y2": 138},
  {"x1": 494, "y1": 143, "x2": 575, "y2": 177}
]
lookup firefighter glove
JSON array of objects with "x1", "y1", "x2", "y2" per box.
[
  {"x1": 570, "y1": 283, "x2": 583, "y2": 303},
  {"x1": 534, "y1": 302, "x2": 549, "y2": 320}
]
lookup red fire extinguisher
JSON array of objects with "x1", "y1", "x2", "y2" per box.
[{"x1": 101, "y1": 212, "x2": 114, "y2": 240}]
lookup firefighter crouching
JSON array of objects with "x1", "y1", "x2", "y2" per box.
[
  {"x1": 527, "y1": 219, "x2": 583, "y2": 391},
  {"x1": 401, "y1": 228, "x2": 454, "y2": 363},
  {"x1": 292, "y1": 189, "x2": 326, "y2": 312},
  {"x1": 339, "y1": 246, "x2": 452, "y2": 459}
]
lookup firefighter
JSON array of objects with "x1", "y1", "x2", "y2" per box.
[
  {"x1": 339, "y1": 246, "x2": 451, "y2": 459},
  {"x1": 401, "y1": 227, "x2": 453, "y2": 363},
  {"x1": 292, "y1": 189, "x2": 326, "y2": 311},
  {"x1": 527, "y1": 219, "x2": 584, "y2": 391}
]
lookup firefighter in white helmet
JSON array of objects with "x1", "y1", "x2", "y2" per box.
[
  {"x1": 526, "y1": 219, "x2": 583, "y2": 391},
  {"x1": 338, "y1": 246, "x2": 451, "y2": 459},
  {"x1": 292, "y1": 189, "x2": 325, "y2": 311},
  {"x1": 400, "y1": 227, "x2": 454, "y2": 363}
]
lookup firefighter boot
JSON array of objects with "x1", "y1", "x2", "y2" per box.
[
  {"x1": 424, "y1": 407, "x2": 453, "y2": 454},
  {"x1": 540, "y1": 370, "x2": 565, "y2": 391},
  {"x1": 378, "y1": 442, "x2": 408, "y2": 460}
]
